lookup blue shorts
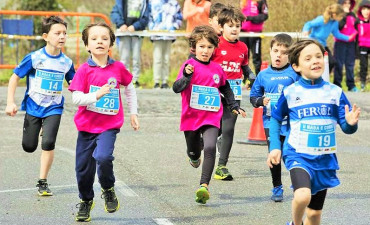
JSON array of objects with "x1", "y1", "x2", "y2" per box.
[{"x1": 284, "y1": 157, "x2": 340, "y2": 195}]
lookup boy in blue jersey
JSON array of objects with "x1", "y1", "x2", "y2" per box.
[
  {"x1": 5, "y1": 16, "x2": 75, "y2": 196},
  {"x1": 269, "y1": 39, "x2": 360, "y2": 225},
  {"x1": 250, "y1": 33, "x2": 299, "y2": 202}
]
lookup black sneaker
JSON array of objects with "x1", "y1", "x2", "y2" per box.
[
  {"x1": 75, "y1": 200, "x2": 95, "y2": 222},
  {"x1": 101, "y1": 187, "x2": 120, "y2": 213},
  {"x1": 160, "y1": 83, "x2": 170, "y2": 89},
  {"x1": 154, "y1": 83, "x2": 160, "y2": 89},
  {"x1": 36, "y1": 179, "x2": 53, "y2": 196}
]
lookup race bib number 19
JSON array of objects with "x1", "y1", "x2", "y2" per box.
[
  {"x1": 190, "y1": 85, "x2": 220, "y2": 112},
  {"x1": 87, "y1": 85, "x2": 120, "y2": 115}
]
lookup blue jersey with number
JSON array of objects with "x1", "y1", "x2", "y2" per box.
[
  {"x1": 250, "y1": 65, "x2": 299, "y2": 135},
  {"x1": 271, "y1": 78, "x2": 352, "y2": 170},
  {"x1": 14, "y1": 47, "x2": 75, "y2": 118}
]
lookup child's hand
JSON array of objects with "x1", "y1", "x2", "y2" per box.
[
  {"x1": 96, "y1": 84, "x2": 111, "y2": 100},
  {"x1": 345, "y1": 104, "x2": 361, "y2": 126},
  {"x1": 5, "y1": 103, "x2": 17, "y2": 116},
  {"x1": 348, "y1": 33, "x2": 356, "y2": 42},
  {"x1": 130, "y1": 114, "x2": 140, "y2": 131},
  {"x1": 232, "y1": 107, "x2": 247, "y2": 118},
  {"x1": 263, "y1": 97, "x2": 271, "y2": 106},
  {"x1": 183, "y1": 64, "x2": 194, "y2": 77},
  {"x1": 266, "y1": 149, "x2": 281, "y2": 168}
]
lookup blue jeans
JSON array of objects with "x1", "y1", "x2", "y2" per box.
[
  {"x1": 333, "y1": 41, "x2": 356, "y2": 90},
  {"x1": 118, "y1": 36, "x2": 143, "y2": 82}
]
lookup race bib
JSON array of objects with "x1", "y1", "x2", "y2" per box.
[
  {"x1": 265, "y1": 92, "x2": 281, "y2": 116},
  {"x1": 86, "y1": 85, "x2": 120, "y2": 115},
  {"x1": 190, "y1": 85, "x2": 221, "y2": 112},
  {"x1": 228, "y1": 79, "x2": 242, "y2": 100},
  {"x1": 32, "y1": 69, "x2": 65, "y2": 95},
  {"x1": 290, "y1": 122, "x2": 337, "y2": 155}
]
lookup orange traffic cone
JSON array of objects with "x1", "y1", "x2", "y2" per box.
[{"x1": 237, "y1": 60, "x2": 269, "y2": 145}]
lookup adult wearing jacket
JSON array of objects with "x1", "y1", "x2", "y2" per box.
[
  {"x1": 334, "y1": 0, "x2": 359, "y2": 92},
  {"x1": 240, "y1": 0, "x2": 268, "y2": 80},
  {"x1": 356, "y1": 0, "x2": 370, "y2": 91},
  {"x1": 111, "y1": 0, "x2": 149, "y2": 88},
  {"x1": 182, "y1": 0, "x2": 211, "y2": 34}
]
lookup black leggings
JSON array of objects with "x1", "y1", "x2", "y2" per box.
[
  {"x1": 184, "y1": 125, "x2": 219, "y2": 185},
  {"x1": 265, "y1": 128, "x2": 285, "y2": 187},
  {"x1": 217, "y1": 99, "x2": 240, "y2": 166},
  {"x1": 22, "y1": 113, "x2": 61, "y2": 152},
  {"x1": 290, "y1": 168, "x2": 327, "y2": 210}
]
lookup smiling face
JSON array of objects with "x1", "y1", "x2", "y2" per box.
[
  {"x1": 85, "y1": 26, "x2": 112, "y2": 56},
  {"x1": 270, "y1": 43, "x2": 289, "y2": 68},
  {"x1": 43, "y1": 23, "x2": 67, "y2": 50},
  {"x1": 361, "y1": 7, "x2": 370, "y2": 20},
  {"x1": 195, "y1": 37, "x2": 215, "y2": 62},
  {"x1": 292, "y1": 43, "x2": 324, "y2": 80},
  {"x1": 220, "y1": 20, "x2": 241, "y2": 42}
]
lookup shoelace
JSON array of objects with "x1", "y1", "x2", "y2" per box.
[
  {"x1": 76, "y1": 202, "x2": 89, "y2": 211},
  {"x1": 101, "y1": 189, "x2": 115, "y2": 202},
  {"x1": 36, "y1": 182, "x2": 49, "y2": 189}
]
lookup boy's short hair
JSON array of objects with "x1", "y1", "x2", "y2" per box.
[
  {"x1": 270, "y1": 33, "x2": 293, "y2": 48},
  {"x1": 209, "y1": 3, "x2": 226, "y2": 19},
  {"x1": 42, "y1": 16, "x2": 67, "y2": 34},
  {"x1": 189, "y1": 25, "x2": 219, "y2": 50},
  {"x1": 218, "y1": 5, "x2": 246, "y2": 27},
  {"x1": 287, "y1": 39, "x2": 325, "y2": 68},
  {"x1": 81, "y1": 22, "x2": 116, "y2": 47}
]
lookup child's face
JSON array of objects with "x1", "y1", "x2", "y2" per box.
[
  {"x1": 209, "y1": 16, "x2": 221, "y2": 35},
  {"x1": 43, "y1": 24, "x2": 67, "y2": 50},
  {"x1": 86, "y1": 26, "x2": 112, "y2": 56},
  {"x1": 293, "y1": 43, "x2": 324, "y2": 80},
  {"x1": 270, "y1": 43, "x2": 289, "y2": 69},
  {"x1": 195, "y1": 37, "x2": 215, "y2": 62},
  {"x1": 220, "y1": 20, "x2": 241, "y2": 42},
  {"x1": 342, "y1": 0, "x2": 351, "y2": 13},
  {"x1": 361, "y1": 7, "x2": 370, "y2": 20}
]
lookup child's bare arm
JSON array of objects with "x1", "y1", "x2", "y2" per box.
[{"x1": 5, "y1": 74, "x2": 20, "y2": 116}]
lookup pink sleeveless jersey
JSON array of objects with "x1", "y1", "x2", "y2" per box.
[
  {"x1": 177, "y1": 58, "x2": 227, "y2": 131},
  {"x1": 241, "y1": 0, "x2": 264, "y2": 32},
  {"x1": 69, "y1": 61, "x2": 132, "y2": 133}
]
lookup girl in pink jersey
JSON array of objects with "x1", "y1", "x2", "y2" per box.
[
  {"x1": 357, "y1": 0, "x2": 370, "y2": 91},
  {"x1": 69, "y1": 23, "x2": 139, "y2": 222},
  {"x1": 173, "y1": 25, "x2": 246, "y2": 204}
]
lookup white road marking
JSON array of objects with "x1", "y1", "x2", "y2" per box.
[
  {"x1": 153, "y1": 218, "x2": 175, "y2": 225},
  {"x1": 0, "y1": 184, "x2": 76, "y2": 193}
]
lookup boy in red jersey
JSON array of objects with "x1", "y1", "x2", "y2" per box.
[{"x1": 211, "y1": 6, "x2": 254, "y2": 180}]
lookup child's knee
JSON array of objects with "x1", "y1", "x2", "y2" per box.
[
  {"x1": 22, "y1": 142, "x2": 38, "y2": 153},
  {"x1": 306, "y1": 208, "x2": 322, "y2": 222},
  {"x1": 294, "y1": 187, "x2": 311, "y2": 205}
]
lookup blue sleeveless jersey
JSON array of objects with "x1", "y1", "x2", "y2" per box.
[{"x1": 14, "y1": 47, "x2": 75, "y2": 118}]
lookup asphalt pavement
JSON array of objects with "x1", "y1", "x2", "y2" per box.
[{"x1": 0, "y1": 87, "x2": 369, "y2": 225}]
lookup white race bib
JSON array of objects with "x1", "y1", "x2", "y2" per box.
[
  {"x1": 87, "y1": 85, "x2": 120, "y2": 115},
  {"x1": 190, "y1": 85, "x2": 221, "y2": 112},
  {"x1": 31, "y1": 69, "x2": 65, "y2": 95},
  {"x1": 228, "y1": 79, "x2": 242, "y2": 100}
]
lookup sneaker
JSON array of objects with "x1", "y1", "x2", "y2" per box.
[
  {"x1": 271, "y1": 185, "x2": 284, "y2": 202},
  {"x1": 349, "y1": 87, "x2": 359, "y2": 92},
  {"x1": 101, "y1": 187, "x2": 120, "y2": 213},
  {"x1": 36, "y1": 179, "x2": 53, "y2": 196},
  {"x1": 195, "y1": 185, "x2": 210, "y2": 204},
  {"x1": 154, "y1": 83, "x2": 160, "y2": 89},
  {"x1": 189, "y1": 158, "x2": 201, "y2": 168},
  {"x1": 214, "y1": 165, "x2": 233, "y2": 180},
  {"x1": 286, "y1": 222, "x2": 293, "y2": 225},
  {"x1": 75, "y1": 200, "x2": 95, "y2": 222},
  {"x1": 160, "y1": 83, "x2": 170, "y2": 89},
  {"x1": 133, "y1": 81, "x2": 141, "y2": 88}
]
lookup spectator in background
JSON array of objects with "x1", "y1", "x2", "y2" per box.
[
  {"x1": 334, "y1": 0, "x2": 359, "y2": 92},
  {"x1": 149, "y1": 0, "x2": 182, "y2": 89},
  {"x1": 111, "y1": 0, "x2": 149, "y2": 88},
  {"x1": 240, "y1": 0, "x2": 268, "y2": 83},
  {"x1": 302, "y1": 3, "x2": 356, "y2": 74},
  {"x1": 356, "y1": 0, "x2": 370, "y2": 92},
  {"x1": 183, "y1": 0, "x2": 211, "y2": 34}
]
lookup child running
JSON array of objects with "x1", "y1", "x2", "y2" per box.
[
  {"x1": 68, "y1": 22, "x2": 139, "y2": 222},
  {"x1": 250, "y1": 33, "x2": 299, "y2": 202},
  {"x1": 268, "y1": 39, "x2": 360, "y2": 225},
  {"x1": 173, "y1": 25, "x2": 246, "y2": 204},
  {"x1": 5, "y1": 16, "x2": 75, "y2": 196},
  {"x1": 211, "y1": 5, "x2": 255, "y2": 181}
]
